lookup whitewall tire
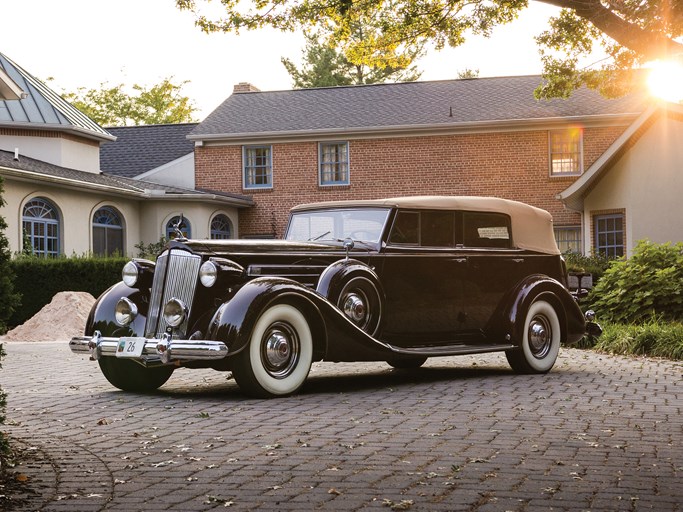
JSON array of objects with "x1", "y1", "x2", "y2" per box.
[{"x1": 506, "y1": 299, "x2": 561, "y2": 374}]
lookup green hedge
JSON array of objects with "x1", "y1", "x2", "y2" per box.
[{"x1": 8, "y1": 257, "x2": 128, "y2": 327}]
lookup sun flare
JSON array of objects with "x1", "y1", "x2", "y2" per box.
[{"x1": 647, "y1": 60, "x2": 683, "y2": 103}]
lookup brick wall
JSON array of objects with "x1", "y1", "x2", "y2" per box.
[{"x1": 195, "y1": 126, "x2": 627, "y2": 238}]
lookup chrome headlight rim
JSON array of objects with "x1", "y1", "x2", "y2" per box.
[
  {"x1": 163, "y1": 298, "x2": 188, "y2": 328},
  {"x1": 115, "y1": 297, "x2": 138, "y2": 326},
  {"x1": 199, "y1": 260, "x2": 218, "y2": 288},
  {"x1": 122, "y1": 261, "x2": 139, "y2": 287}
]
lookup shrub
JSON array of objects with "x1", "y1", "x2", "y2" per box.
[
  {"x1": 8, "y1": 256, "x2": 127, "y2": 327},
  {"x1": 588, "y1": 240, "x2": 683, "y2": 324},
  {"x1": 584, "y1": 321, "x2": 683, "y2": 360},
  {"x1": 563, "y1": 251, "x2": 612, "y2": 284},
  {"x1": 0, "y1": 178, "x2": 20, "y2": 334}
]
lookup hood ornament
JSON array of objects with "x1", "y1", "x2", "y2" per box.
[{"x1": 173, "y1": 214, "x2": 188, "y2": 242}]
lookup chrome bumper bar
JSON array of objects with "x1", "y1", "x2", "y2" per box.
[{"x1": 69, "y1": 331, "x2": 229, "y2": 365}]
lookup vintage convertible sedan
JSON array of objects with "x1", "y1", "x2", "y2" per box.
[{"x1": 70, "y1": 196, "x2": 598, "y2": 397}]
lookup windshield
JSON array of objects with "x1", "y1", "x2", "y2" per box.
[{"x1": 286, "y1": 208, "x2": 391, "y2": 243}]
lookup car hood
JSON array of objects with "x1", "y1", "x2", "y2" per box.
[{"x1": 176, "y1": 238, "x2": 377, "y2": 257}]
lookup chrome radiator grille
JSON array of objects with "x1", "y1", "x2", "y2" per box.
[{"x1": 146, "y1": 249, "x2": 202, "y2": 338}]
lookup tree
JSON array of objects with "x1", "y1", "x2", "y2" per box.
[
  {"x1": 0, "y1": 177, "x2": 19, "y2": 336},
  {"x1": 176, "y1": 0, "x2": 683, "y2": 98},
  {"x1": 282, "y1": 26, "x2": 422, "y2": 88},
  {"x1": 63, "y1": 77, "x2": 198, "y2": 126}
]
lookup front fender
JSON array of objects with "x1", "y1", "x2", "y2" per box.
[
  {"x1": 489, "y1": 274, "x2": 586, "y2": 346},
  {"x1": 86, "y1": 281, "x2": 149, "y2": 338},
  {"x1": 316, "y1": 258, "x2": 382, "y2": 298},
  {"x1": 205, "y1": 277, "x2": 329, "y2": 359}
]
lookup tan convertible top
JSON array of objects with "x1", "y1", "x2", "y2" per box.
[{"x1": 291, "y1": 196, "x2": 560, "y2": 255}]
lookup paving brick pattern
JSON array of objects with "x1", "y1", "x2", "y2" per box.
[{"x1": 2, "y1": 341, "x2": 681, "y2": 511}]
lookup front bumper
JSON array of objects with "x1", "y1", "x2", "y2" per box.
[{"x1": 69, "y1": 331, "x2": 229, "y2": 365}]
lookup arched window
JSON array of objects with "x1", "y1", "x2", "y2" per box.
[
  {"x1": 210, "y1": 214, "x2": 233, "y2": 240},
  {"x1": 22, "y1": 198, "x2": 60, "y2": 257},
  {"x1": 166, "y1": 216, "x2": 191, "y2": 240},
  {"x1": 93, "y1": 207, "x2": 124, "y2": 256}
]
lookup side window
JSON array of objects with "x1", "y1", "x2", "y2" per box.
[
  {"x1": 463, "y1": 212, "x2": 511, "y2": 248},
  {"x1": 93, "y1": 206, "x2": 124, "y2": 256},
  {"x1": 389, "y1": 211, "x2": 419, "y2": 245},
  {"x1": 594, "y1": 214, "x2": 624, "y2": 257},
  {"x1": 210, "y1": 214, "x2": 233, "y2": 240},
  {"x1": 243, "y1": 145, "x2": 273, "y2": 189},
  {"x1": 22, "y1": 197, "x2": 60, "y2": 257},
  {"x1": 549, "y1": 129, "x2": 583, "y2": 176},
  {"x1": 421, "y1": 211, "x2": 455, "y2": 247}
]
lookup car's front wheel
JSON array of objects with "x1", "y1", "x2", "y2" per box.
[
  {"x1": 98, "y1": 358, "x2": 174, "y2": 392},
  {"x1": 506, "y1": 299, "x2": 561, "y2": 374},
  {"x1": 232, "y1": 303, "x2": 313, "y2": 398}
]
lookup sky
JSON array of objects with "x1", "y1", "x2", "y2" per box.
[{"x1": 0, "y1": 0, "x2": 567, "y2": 119}]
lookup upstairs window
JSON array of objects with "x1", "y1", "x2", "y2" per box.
[
  {"x1": 319, "y1": 142, "x2": 349, "y2": 186},
  {"x1": 22, "y1": 198, "x2": 60, "y2": 257},
  {"x1": 93, "y1": 206, "x2": 124, "y2": 256},
  {"x1": 550, "y1": 129, "x2": 583, "y2": 176},
  {"x1": 243, "y1": 145, "x2": 272, "y2": 189}
]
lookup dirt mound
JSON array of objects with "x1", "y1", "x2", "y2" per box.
[{"x1": 1, "y1": 291, "x2": 96, "y2": 342}]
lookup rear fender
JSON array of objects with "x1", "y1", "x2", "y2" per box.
[{"x1": 489, "y1": 275, "x2": 585, "y2": 347}]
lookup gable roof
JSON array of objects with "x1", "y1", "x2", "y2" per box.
[
  {"x1": 190, "y1": 75, "x2": 650, "y2": 143},
  {"x1": 0, "y1": 149, "x2": 252, "y2": 207},
  {"x1": 557, "y1": 101, "x2": 682, "y2": 211},
  {"x1": 0, "y1": 52, "x2": 114, "y2": 142},
  {"x1": 101, "y1": 123, "x2": 198, "y2": 178}
]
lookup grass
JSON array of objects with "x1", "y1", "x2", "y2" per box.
[{"x1": 579, "y1": 320, "x2": 683, "y2": 360}]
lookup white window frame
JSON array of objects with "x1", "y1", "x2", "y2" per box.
[{"x1": 549, "y1": 129, "x2": 583, "y2": 176}]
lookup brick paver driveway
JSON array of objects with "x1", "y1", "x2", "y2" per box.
[{"x1": 1, "y1": 341, "x2": 681, "y2": 511}]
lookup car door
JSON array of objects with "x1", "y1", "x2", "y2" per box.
[{"x1": 379, "y1": 209, "x2": 470, "y2": 345}]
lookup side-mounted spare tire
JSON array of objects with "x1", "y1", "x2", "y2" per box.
[{"x1": 317, "y1": 260, "x2": 384, "y2": 337}]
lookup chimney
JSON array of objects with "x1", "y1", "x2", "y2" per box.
[{"x1": 233, "y1": 82, "x2": 261, "y2": 94}]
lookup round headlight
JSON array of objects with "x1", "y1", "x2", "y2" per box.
[
  {"x1": 122, "y1": 261, "x2": 139, "y2": 287},
  {"x1": 163, "y1": 298, "x2": 188, "y2": 328},
  {"x1": 199, "y1": 260, "x2": 218, "y2": 287},
  {"x1": 115, "y1": 297, "x2": 138, "y2": 326}
]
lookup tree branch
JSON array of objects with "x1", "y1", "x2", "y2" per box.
[{"x1": 535, "y1": 0, "x2": 683, "y2": 60}]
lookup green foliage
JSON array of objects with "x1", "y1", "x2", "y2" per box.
[
  {"x1": 0, "y1": 178, "x2": 20, "y2": 335},
  {"x1": 62, "y1": 77, "x2": 197, "y2": 126},
  {"x1": 563, "y1": 251, "x2": 612, "y2": 283},
  {"x1": 8, "y1": 256, "x2": 128, "y2": 327},
  {"x1": 581, "y1": 321, "x2": 683, "y2": 361},
  {"x1": 282, "y1": 26, "x2": 423, "y2": 88},
  {"x1": 177, "y1": 0, "x2": 683, "y2": 99},
  {"x1": 134, "y1": 237, "x2": 168, "y2": 260},
  {"x1": 0, "y1": 344, "x2": 7, "y2": 460},
  {"x1": 588, "y1": 240, "x2": 683, "y2": 324}
]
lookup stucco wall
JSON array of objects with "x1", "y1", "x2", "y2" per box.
[
  {"x1": 0, "y1": 177, "x2": 240, "y2": 257},
  {"x1": 0, "y1": 131, "x2": 101, "y2": 173},
  {"x1": 583, "y1": 111, "x2": 683, "y2": 257}
]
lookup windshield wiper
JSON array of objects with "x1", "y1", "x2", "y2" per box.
[{"x1": 309, "y1": 231, "x2": 331, "y2": 241}]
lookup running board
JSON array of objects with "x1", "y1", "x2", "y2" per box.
[{"x1": 387, "y1": 343, "x2": 515, "y2": 357}]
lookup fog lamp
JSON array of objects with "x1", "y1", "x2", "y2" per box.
[
  {"x1": 163, "y1": 298, "x2": 188, "y2": 328},
  {"x1": 115, "y1": 297, "x2": 138, "y2": 326}
]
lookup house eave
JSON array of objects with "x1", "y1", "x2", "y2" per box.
[
  {"x1": 189, "y1": 113, "x2": 643, "y2": 146},
  {"x1": 0, "y1": 166, "x2": 253, "y2": 208},
  {"x1": 0, "y1": 121, "x2": 116, "y2": 143}
]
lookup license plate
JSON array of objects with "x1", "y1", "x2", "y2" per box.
[{"x1": 116, "y1": 337, "x2": 146, "y2": 358}]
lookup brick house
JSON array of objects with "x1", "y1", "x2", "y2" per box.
[{"x1": 189, "y1": 76, "x2": 649, "y2": 253}]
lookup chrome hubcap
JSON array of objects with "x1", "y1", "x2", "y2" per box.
[
  {"x1": 528, "y1": 316, "x2": 552, "y2": 358},
  {"x1": 343, "y1": 293, "x2": 366, "y2": 323},
  {"x1": 261, "y1": 322, "x2": 299, "y2": 378}
]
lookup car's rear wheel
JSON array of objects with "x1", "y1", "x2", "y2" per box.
[
  {"x1": 387, "y1": 357, "x2": 427, "y2": 369},
  {"x1": 232, "y1": 303, "x2": 313, "y2": 398},
  {"x1": 506, "y1": 299, "x2": 561, "y2": 374},
  {"x1": 98, "y1": 358, "x2": 174, "y2": 392}
]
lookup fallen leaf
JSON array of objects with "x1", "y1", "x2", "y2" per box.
[{"x1": 328, "y1": 488, "x2": 342, "y2": 495}]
